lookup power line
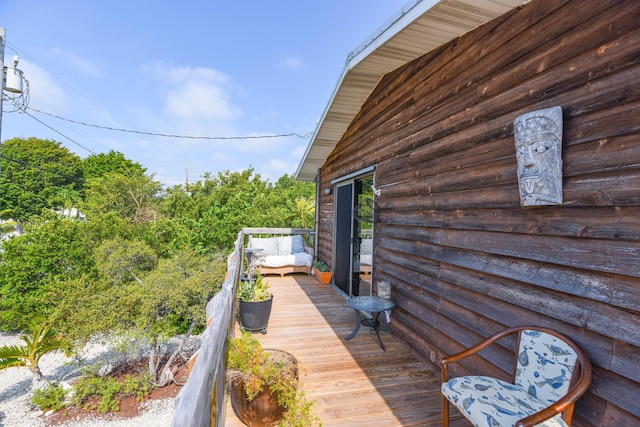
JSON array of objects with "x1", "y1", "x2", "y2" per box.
[
  {"x1": 7, "y1": 42, "x2": 129, "y2": 129},
  {"x1": 27, "y1": 106, "x2": 313, "y2": 141},
  {"x1": 18, "y1": 107, "x2": 96, "y2": 154}
]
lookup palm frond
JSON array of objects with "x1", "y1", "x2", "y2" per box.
[
  {"x1": 35, "y1": 336, "x2": 73, "y2": 360},
  {"x1": 0, "y1": 344, "x2": 28, "y2": 359},
  {"x1": 0, "y1": 357, "x2": 27, "y2": 370}
]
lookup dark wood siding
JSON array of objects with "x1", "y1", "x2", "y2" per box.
[{"x1": 317, "y1": 0, "x2": 640, "y2": 425}]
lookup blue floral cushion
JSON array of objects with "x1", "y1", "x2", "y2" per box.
[
  {"x1": 442, "y1": 375, "x2": 568, "y2": 427},
  {"x1": 515, "y1": 330, "x2": 578, "y2": 405}
]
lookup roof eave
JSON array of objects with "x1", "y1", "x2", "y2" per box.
[{"x1": 295, "y1": 0, "x2": 524, "y2": 182}]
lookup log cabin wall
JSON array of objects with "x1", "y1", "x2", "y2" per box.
[{"x1": 316, "y1": 0, "x2": 640, "y2": 425}]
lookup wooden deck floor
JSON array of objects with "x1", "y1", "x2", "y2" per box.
[{"x1": 224, "y1": 274, "x2": 446, "y2": 426}]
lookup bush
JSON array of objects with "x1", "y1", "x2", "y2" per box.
[
  {"x1": 32, "y1": 382, "x2": 68, "y2": 411},
  {"x1": 72, "y1": 372, "x2": 154, "y2": 413},
  {"x1": 73, "y1": 374, "x2": 123, "y2": 413}
]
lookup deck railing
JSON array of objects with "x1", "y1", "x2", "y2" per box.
[{"x1": 170, "y1": 227, "x2": 314, "y2": 427}]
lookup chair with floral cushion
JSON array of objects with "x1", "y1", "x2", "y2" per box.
[{"x1": 440, "y1": 326, "x2": 591, "y2": 427}]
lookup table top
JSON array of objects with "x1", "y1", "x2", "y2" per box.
[{"x1": 347, "y1": 295, "x2": 395, "y2": 312}]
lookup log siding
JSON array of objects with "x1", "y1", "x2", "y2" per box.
[{"x1": 316, "y1": 0, "x2": 640, "y2": 425}]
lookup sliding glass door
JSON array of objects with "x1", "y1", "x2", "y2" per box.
[{"x1": 333, "y1": 175, "x2": 374, "y2": 297}]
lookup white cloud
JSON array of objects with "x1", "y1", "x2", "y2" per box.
[
  {"x1": 165, "y1": 80, "x2": 239, "y2": 121},
  {"x1": 19, "y1": 60, "x2": 68, "y2": 113},
  {"x1": 259, "y1": 157, "x2": 296, "y2": 183},
  {"x1": 142, "y1": 63, "x2": 243, "y2": 135},
  {"x1": 49, "y1": 48, "x2": 104, "y2": 77},
  {"x1": 279, "y1": 55, "x2": 304, "y2": 70},
  {"x1": 292, "y1": 144, "x2": 307, "y2": 159}
]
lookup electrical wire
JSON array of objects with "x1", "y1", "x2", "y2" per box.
[
  {"x1": 27, "y1": 106, "x2": 313, "y2": 141},
  {"x1": 7, "y1": 42, "x2": 129, "y2": 129},
  {"x1": 17, "y1": 108, "x2": 97, "y2": 154},
  {"x1": 6, "y1": 43, "x2": 313, "y2": 143}
]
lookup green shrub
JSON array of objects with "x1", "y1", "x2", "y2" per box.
[
  {"x1": 122, "y1": 373, "x2": 153, "y2": 401},
  {"x1": 73, "y1": 374, "x2": 123, "y2": 413},
  {"x1": 71, "y1": 371, "x2": 154, "y2": 413},
  {"x1": 32, "y1": 383, "x2": 68, "y2": 411}
]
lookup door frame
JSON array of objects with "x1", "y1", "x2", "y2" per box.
[{"x1": 331, "y1": 166, "x2": 376, "y2": 297}]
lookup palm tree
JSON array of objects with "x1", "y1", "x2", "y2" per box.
[
  {"x1": 0, "y1": 318, "x2": 74, "y2": 388},
  {"x1": 294, "y1": 197, "x2": 315, "y2": 228}
]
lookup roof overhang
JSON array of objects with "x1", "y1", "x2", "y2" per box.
[{"x1": 295, "y1": 0, "x2": 526, "y2": 181}]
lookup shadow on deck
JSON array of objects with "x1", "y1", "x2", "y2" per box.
[{"x1": 224, "y1": 274, "x2": 448, "y2": 426}]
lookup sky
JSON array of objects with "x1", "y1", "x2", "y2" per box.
[{"x1": 1, "y1": 1, "x2": 410, "y2": 186}]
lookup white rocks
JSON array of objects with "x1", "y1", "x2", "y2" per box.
[{"x1": 0, "y1": 332, "x2": 192, "y2": 427}]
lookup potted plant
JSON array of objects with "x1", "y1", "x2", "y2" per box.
[
  {"x1": 238, "y1": 273, "x2": 273, "y2": 334},
  {"x1": 226, "y1": 332, "x2": 319, "y2": 427},
  {"x1": 312, "y1": 260, "x2": 332, "y2": 285}
]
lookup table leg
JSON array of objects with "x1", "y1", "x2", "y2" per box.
[
  {"x1": 372, "y1": 312, "x2": 386, "y2": 351},
  {"x1": 345, "y1": 308, "x2": 361, "y2": 340}
]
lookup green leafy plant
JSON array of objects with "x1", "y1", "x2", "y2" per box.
[
  {"x1": 72, "y1": 372, "x2": 155, "y2": 413},
  {"x1": 312, "y1": 260, "x2": 330, "y2": 272},
  {"x1": 122, "y1": 373, "x2": 154, "y2": 401},
  {"x1": 0, "y1": 317, "x2": 74, "y2": 388},
  {"x1": 226, "y1": 332, "x2": 320, "y2": 426},
  {"x1": 74, "y1": 374, "x2": 123, "y2": 413},
  {"x1": 32, "y1": 382, "x2": 68, "y2": 411},
  {"x1": 238, "y1": 273, "x2": 271, "y2": 302}
]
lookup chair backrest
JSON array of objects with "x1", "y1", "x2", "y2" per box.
[{"x1": 515, "y1": 329, "x2": 579, "y2": 405}]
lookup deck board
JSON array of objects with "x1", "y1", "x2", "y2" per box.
[{"x1": 224, "y1": 274, "x2": 450, "y2": 426}]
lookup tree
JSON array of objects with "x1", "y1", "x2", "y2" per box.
[
  {"x1": 0, "y1": 212, "x2": 97, "y2": 330},
  {"x1": 0, "y1": 137, "x2": 84, "y2": 220},
  {"x1": 292, "y1": 197, "x2": 316, "y2": 228},
  {"x1": 83, "y1": 171, "x2": 163, "y2": 223},
  {"x1": 94, "y1": 238, "x2": 158, "y2": 284},
  {"x1": 0, "y1": 317, "x2": 73, "y2": 389},
  {"x1": 55, "y1": 239, "x2": 226, "y2": 386},
  {"x1": 139, "y1": 249, "x2": 225, "y2": 385},
  {"x1": 83, "y1": 150, "x2": 146, "y2": 180}
]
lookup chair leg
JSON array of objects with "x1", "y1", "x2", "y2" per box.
[{"x1": 442, "y1": 396, "x2": 449, "y2": 427}]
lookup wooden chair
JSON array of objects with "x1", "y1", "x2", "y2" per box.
[{"x1": 440, "y1": 326, "x2": 591, "y2": 427}]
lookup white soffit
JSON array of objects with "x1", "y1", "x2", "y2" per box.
[{"x1": 295, "y1": 0, "x2": 525, "y2": 181}]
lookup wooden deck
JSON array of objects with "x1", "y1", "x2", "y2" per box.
[{"x1": 224, "y1": 274, "x2": 447, "y2": 426}]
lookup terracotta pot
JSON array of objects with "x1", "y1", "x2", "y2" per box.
[
  {"x1": 313, "y1": 266, "x2": 332, "y2": 285},
  {"x1": 229, "y1": 350, "x2": 298, "y2": 427}
]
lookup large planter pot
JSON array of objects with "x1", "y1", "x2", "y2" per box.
[
  {"x1": 239, "y1": 296, "x2": 273, "y2": 334},
  {"x1": 229, "y1": 350, "x2": 298, "y2": 427},
  {"x1": 313, "y1": 266, "x2": 332, "y2": 285}
]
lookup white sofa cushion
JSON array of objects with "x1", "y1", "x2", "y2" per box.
[
  {"x1": 276, "y1": 235, "x2": 304, "y2": 255},
  {"x1": 248, "y1": 237, "x2": 278, "y2": 256},
  {"x1": 261, "y1": 253, "x2": 313, "y2": 268}
]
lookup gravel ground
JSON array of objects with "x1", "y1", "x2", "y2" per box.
[{"x1": 0, "y1": 332, "x2": 197, "y2": 427}]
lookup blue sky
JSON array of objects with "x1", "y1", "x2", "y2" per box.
[{"x1": 2, "y1": 1, "x2": 408, "y2": 186}]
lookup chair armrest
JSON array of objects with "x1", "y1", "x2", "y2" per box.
[
  {"x1": 439, "y1": 326, "x2": 524, "y2": 381},
  {"x1": 304, "y1": 246, "x2": 314, "y2": 257}
]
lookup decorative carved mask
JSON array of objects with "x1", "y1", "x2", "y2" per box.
[{"x1": 513, "y1": 106, "x2": 563, "y2": 207}]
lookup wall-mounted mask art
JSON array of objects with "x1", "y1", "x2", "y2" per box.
[{"x1": 513, "y1": 106, "x2": 563, "y2": 207}]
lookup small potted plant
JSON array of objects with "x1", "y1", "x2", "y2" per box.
[
  {"x1": 312, "y1": 260, "x2": 332, "y2": 285},
  {"x1": 238, "y1": 273, "x2": 273, "y2": 334},
  {"x1": 226, "y1": 332, "x2": 320, "y2": 426}
]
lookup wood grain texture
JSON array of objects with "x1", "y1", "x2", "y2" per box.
[
  {"x1": 224, "y1": 275, "x2": 451, "y2": 426},
  {"x1": 315, "y1": 0, "x2": 640, "y2": 424}
]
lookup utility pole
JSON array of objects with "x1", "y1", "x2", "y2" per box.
[
  {"x1": 185, "y1": 167, "x2": 189, "y2": 195},
  {"x1": 0, "y1": 28, "x2": 25, "y2": 223},
  {"x1": 1, "y1": 27, "x2": 5, "y2": 152},
  {"x1": 0, "y1": 27, "x2": 25, "y2": 182}
]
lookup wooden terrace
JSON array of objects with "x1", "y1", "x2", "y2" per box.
[{"x1": 224, "y1": 273, "x2": 454, "y2": 426}]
